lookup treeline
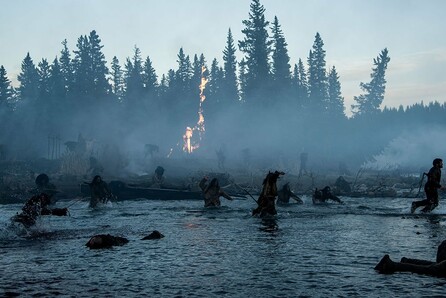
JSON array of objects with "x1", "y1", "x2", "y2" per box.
[{"x1": 0, "y1": 0, "x2": 445, "y2": 166}]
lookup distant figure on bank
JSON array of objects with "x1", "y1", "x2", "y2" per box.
[
  {"x1": 375, "y1": 240, "x2": 446, "y2": 278},
  {"x1": 199, "y1": 177, "x2": 233, "y2": 207},
  {"x1": 12, "y1": 193, "x2": 68, "y2": 228},
  {"x1": 88, "y1": 175, "x2": 113, "y2": 208},
  {"x1": 151, "y1": 166, "x2": 165, "y2": 188},
  {"x1": 411, "y1": 158, "x2": 445, "y2": 213},
  {"x1": 277, "y1": 182, "x2": 303, "y2": 204},
  {"x1": 252, "y1": 171, "x2": 285, "y2": 217},
  {"x1": 299, "y1": 152, "x2": 308, "y2": 176},
  {"x1": 216, "y1": 147, "x2": 226, "y2": 171},
  {"x1": 313, "y1": 186, "x2": 343, "y2": 204}
]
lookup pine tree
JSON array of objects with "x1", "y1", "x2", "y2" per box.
[
  {"x1": 327, "y1": 66, "x2": 345, "y2": 118},
  {"x1": 110, "y1": 56, "x2": 124, "y2": 101},
  {"x1": 0, "y1": 65, "x2": 15, "y2": 110},
  {"x1": 50, "y1": 58, "x2": 65, "y2": 99},
  {"x1": 125, "y1": 46, "x2": 144, "y2": 100},
  {"x1": 238, "y1": 0, "x2": 272, "y2": 104},
  {"x1": 17, "y1": 52, "x2": 39, "y2": 102},
  {"x1": 238, "y1": 58, "x2": 248, "y2": 103},
  {"x1": 222, "y1": 28, "x2": 239, "y2": 104},
  {"x1": 37, "y1": 58, "x2": 51, "y2": 100},
  {"x1": 352, "y1": 48, "x2": 390, "y2": 117},
  {"x1": 59, "y1": 39, "x2": 72, "y2": 95},
  {"x1": 307, "y1": 32, "x2": 328, "y2": 113},
  {"x1": 271, "y1": 16, "x2": 291, "y2": 94},
  {"x1": 72, "y1": 35, "x2": 91, "y2": 96},
  {"x1": 294, "y1": 58, "x2": 308, "y2": 108},
  {"x1": 88, "y1": 30, "x2": 109, "y2": 97}
]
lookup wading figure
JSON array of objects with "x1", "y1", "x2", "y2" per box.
[
  {"x1": 12, "y1": 193, "x2": 68, "y2": 228},
  {"x1": 411, "y1": 158, "x2": 445, "y2": 213},
  {"x1": 199, "y1": 177, "x2": 233, "y2": 207},
  {"x1": 151, "y1": 166, "x2": 165, "y2": 188},
  {"x1": 277, "y1": 182, "x2": 303, "y2": 204},
  {"x1": 313, "y1": 186, "x2": 343, "y2": 204},
  {"x1": 375, "y1": 240, "x2": 446, "y2": 278},
  {"x1": 88, "y1": 175, "x2": 113, "y2": 208},
  {"x1": 252, "y1": 171, "x2": 285, "y2": 217}
]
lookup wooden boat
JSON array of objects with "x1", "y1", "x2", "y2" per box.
[{"x1": 81, "y1": 181, "x2": 203, "y2": 201}]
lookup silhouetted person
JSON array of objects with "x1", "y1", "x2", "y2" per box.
[
  {"x1": 216, "y1": 147, "x2": 226, "y2": 171},
  {"x1": 199, "y1": 177, "x2": 233, "y2": 207},
  {"x1": 151, "y1": 166, "x2": 165, "y2": 188},
  {"x1": 35, "y1": 173, "x2": 57, "y2": 198},
  {"x1": 12, "y1": 193, "x2": 68, "y2": 227},
  {"x1": 375, "y1": 240, "x2": 446, "y2": 278},
  {"x1": 88, "y1": 175, "x2": 113, "y2": 208},
  {"x1": 411, "y1": 158, "x2": 445, "y2": 213},
  {"x1": 299, "y1": 152, "x2": 308, "y2": 176},
  {"x1": 313, "y1": 186, "x2": 343, "y2": 204},
  {"x1": 277, "y1": 182, "x2": 303, "y2": 204},
  {"x1": 252, "y1": 171, "x2": 285, "y2": 217}
]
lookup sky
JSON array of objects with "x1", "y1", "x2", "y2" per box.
[{"x1": 1, "y1": 0, "x2": 446, "y2": 116}]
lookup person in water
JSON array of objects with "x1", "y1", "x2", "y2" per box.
[
  {"x1": 88, "y1": 175, "x2": 113, "y2": 208},
  {"x1": 252, "y1": 171, "x2": 285, "y2": 217},
  {"x1": 12, "y1": 193, "x2": 68, "y2": 228},
  {"x1": 411, "y1": 158, "x2": 445, "y2": 213},
  {"x1": 277, "y1": 182, "x2": 303, "y2": 204},
  {"x1": 151, "y1": 166, "x2": 166, "y2": 188},
  {"x1": 34, "y1": 173, "x2": 58, "y2": 198},
  {"x1": 375, "y1": 240, "x2": 446, "y2": 278},
  {"x1": 199, "y1": 177, "x2": 233, "y2": 207},
  {"x1": 313, "y1": 186, "x2": 343, "y2": 204}
]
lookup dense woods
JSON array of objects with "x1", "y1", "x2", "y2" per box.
[{"x1": 0, "y1": 0, "x2": 445, "y2": 173}]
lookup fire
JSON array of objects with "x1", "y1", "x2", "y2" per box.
[{"x1": 182, "y1": 66, "x2": 208, "y2": 153}]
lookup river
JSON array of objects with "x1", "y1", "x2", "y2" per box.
[{"x1": 1, "y1": 196, "x2": 445, "y2": 297}]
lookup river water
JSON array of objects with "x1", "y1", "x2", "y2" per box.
[{"x1": 1, "y1": 195, "x2": 446, "y2": 297}]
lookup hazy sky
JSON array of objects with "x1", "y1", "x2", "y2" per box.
[{"x1": 1, "y1": 0, "x2": 446, "y2": 115}]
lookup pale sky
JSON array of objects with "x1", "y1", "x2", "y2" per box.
[{"x1": 1, "y1": 0, "x2": 446, "y2": 115}]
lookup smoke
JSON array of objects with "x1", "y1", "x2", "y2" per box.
[{"x1": 363, "y1": 126, "x2": 446, "y2": 172}]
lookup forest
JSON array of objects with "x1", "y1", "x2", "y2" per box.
[{"x1": 0, "y1": 0, "x2": 445, "y2": 176}]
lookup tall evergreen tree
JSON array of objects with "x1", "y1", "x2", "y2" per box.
[
  {"x1": 72, "y1": 35, "x2": 91, "y2": 96},
  {"x1": 124, "y1": 46, "x2": 144, "y2": 100},
  {"x1": 110, "y1": 56, "x2": 124, "y2": 101},
  {"x1": 238, "y1": 0, "x2": 272, "y2": 105},
  {"x1": 307, "y1": 32, "x2": 328, "y2": 113},
  {"x1": 352, "y1": 48, "x2": 390, "y2": 117},
  {"x1": 293, "y1": 58, "x2": 308, "y2": 108},
  {"x1": 0, "y1": 65, "x2": 15, "y2": 110},
  {"x1": 37, "y1": 58, "x2": 51, "y2": 100},
  {"x1": 327, "y1": 66, "x2": 345, "y2": 117},
  {"x1": 49, "y1": 58, "x2": 66, "y2": 104},
  {"x1": 238, "y1": 58, "x2": 248, "y2": 103},
  {"x1": 17, "y1": 52, "x2": 39, "y2": 102},
  {"x1": 222, "y1": 28, "x2": 239, "y2": 104},
  {"x1": 88, "y1": 30, "x2": 109, "y2": 97},
  {"x1": 59, "y1": 39, "x2": 72, "y2": 95},
  {"x1": 142, "y1": 56, "x2": 158, "y2": 92},
  {"x1": 271, "y1": 16, "x2": 291, "y2": 96}
]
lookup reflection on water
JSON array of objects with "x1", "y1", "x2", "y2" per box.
[{"x1": 1, "y1": 196, "x2": 446, "y2": 297}]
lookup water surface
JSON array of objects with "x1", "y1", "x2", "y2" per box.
[{"x1": 1, "y1": 196, "x2": 445, "y2": 297}]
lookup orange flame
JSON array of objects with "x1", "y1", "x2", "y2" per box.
[{"x1": 182, "y1": 66, "x2": 208, "y2": 153}]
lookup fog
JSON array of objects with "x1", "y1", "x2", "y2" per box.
[{"x1": 2, "y1": 89, "x2": 444, "y2": 181}]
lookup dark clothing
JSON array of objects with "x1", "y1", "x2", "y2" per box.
[
  {"x1": 313, "y1": 187, "x2": 342, "y2": 204},
  {"x1": 12, "y1": 193, "x2": 67, "y2": 227},
  {"x1": 89, "y1": 180, "x2": 112, "y2": 208},
  {"x1": 199, "y1": 178, "x2": 232, "y2": 207},
  {"x1": 412, "y1": 166, "x2": 442, "y2": 212},
  {"x1": 252, "y1": 171, "x2": 284, "y2": 217}
]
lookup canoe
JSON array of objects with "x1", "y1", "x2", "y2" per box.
[{"x1": 81, "y1": 181, "x2": 204, "y2": 201}]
